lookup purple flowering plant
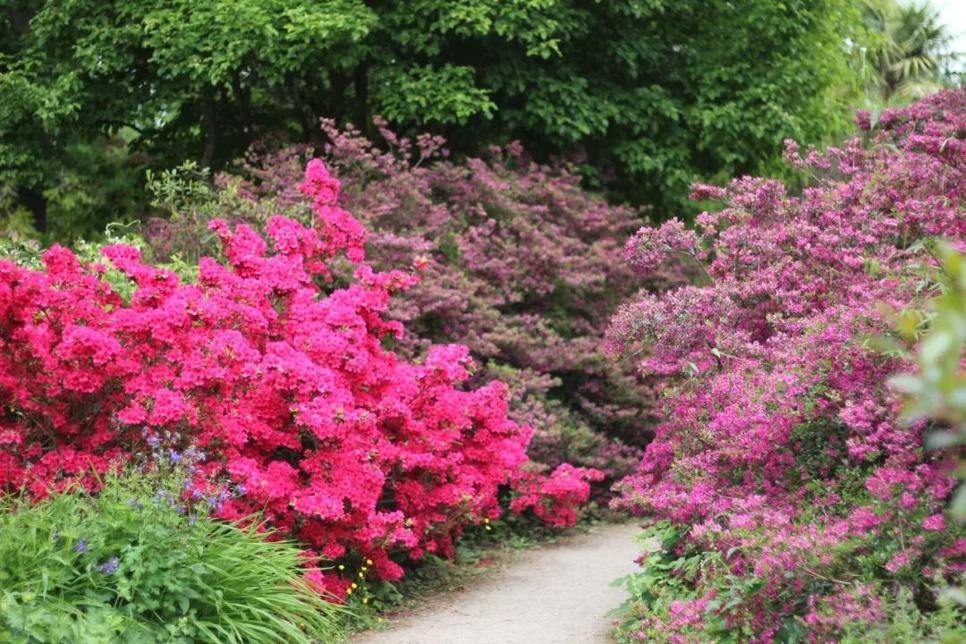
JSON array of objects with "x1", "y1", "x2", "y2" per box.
[{"x1": 609, "y1": 90, "x2": 966, "y2": 640}]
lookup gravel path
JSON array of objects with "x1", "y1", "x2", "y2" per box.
[{"x1": 352, "y1": 522, "x2": 642, "y2": 644}]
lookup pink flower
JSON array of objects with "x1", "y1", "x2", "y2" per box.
[
  {"x1": 624, "y1": 219, "x2": 699, "y2": 274},
  {"x1": 885, "y1": 551, "x2": 911, "y2": 574},
  {"x1": 922, "y1": 514, "x2": 946, "y2": 531},
  {"x1": 608, "y1": 89, "x2": 966, "y2": 640}
]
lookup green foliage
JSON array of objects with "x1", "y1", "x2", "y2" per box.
[
  {"x1": 613, "y1": 520, "x2": 966, "y2": 643},
  {"x1": 0, "y1": 135, "x2": 144, "y2": 245},
  {"x1": 374, "y1": 65, "x2": 496, "y2": 125},
  {"x1": 144, "y1": 163, "x2": 306, "y2": 266},
  {"x1": 859, "y1": 0, "x2": 962, "y2": 107},
  {"x1": 612, "y1": 521, "x2": 737, "y2": 642},
  {"x1": 0, "y1": 219, "x2": 197, "y2": 300},
  {"x1": 840, "y1": 587, "x2": 966, "y2": 643},
  {"x1": 0, "y1": 465, "x2": 345, "y2": 643},
  {"x1": 1, "y1": 0, "x2": 866, "y2": 239},
  {"x1": 892, "y1": 243, "x2": 966, "y2": 519}
]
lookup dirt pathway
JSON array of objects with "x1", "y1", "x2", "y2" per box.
[{"x1": 352, "y1": 522, "x2": 642, "y2": 644}]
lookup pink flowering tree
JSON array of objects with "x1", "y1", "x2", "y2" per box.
[
  {"x1": 0, "y1": 160, "x2": 600, "y2": 600},
  {"x1": 608, "y1": 90, "x2": 966, "y2": 639}
]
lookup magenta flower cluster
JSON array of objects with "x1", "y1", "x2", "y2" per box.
[{"x1": 608, "y1": 89, "x2": 966, "y2": 639}]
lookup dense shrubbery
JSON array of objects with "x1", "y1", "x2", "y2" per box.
[
  {"x1": 0, "y1": 161, "x2": 598, "y2": 601},
  {"x1": 608, "y1": 90, "x2": 966, "y2": 640},
  {"x1": 0, "y1": 457, "x2": 342, "y2": 642},
  {"x1": 145, "y1": 123, "x2": 687, "y2": 493}
]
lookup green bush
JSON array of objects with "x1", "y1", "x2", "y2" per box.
[{"x1": 0, "y1": 462, "x2": 344, "y2": 643}]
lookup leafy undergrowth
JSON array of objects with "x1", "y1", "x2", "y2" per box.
[{"x1": 0, "y1": 463, "x2": 344, "y2": 643}]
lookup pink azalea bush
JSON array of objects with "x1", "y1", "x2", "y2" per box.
[
  {"x1": 0, "y1": 160, "x2": 600, "y2": 600},
  {"x1": 608, "y1": 90, "x2": 966, "y2": 640},
  {"x1": 147, "y1": 121, "x2": 688, "y2": 494}
]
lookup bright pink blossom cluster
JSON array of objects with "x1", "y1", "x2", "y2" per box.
[
  {"x1": 609, "y1": 89, "x2": 966, "y2": 639},
  {"x1": 0, "y1": 161, "x2": 598, "y2": 598}
]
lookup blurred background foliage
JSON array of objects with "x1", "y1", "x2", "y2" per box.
[
  {"x1": 861, "y1": 0, "x2": 963, "y2": 105},
  {"x1": 3, "y1": 0, "x2": 959, "y2": 243},
  {"x1": 892, "y1": 243, "x2": 966, "y2": 520}
]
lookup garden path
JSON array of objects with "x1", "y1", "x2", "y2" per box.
[{"x1": 352, "y1": 521, "x2": 642, "y2": 644}]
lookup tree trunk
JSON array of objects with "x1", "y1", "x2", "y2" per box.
[
  {"x1": 201, "y1": 89, "x2": 217, "y2": 168},
  {"x1": 18, "y1": 186, "x2": 47, "y2": 234},
  {"x1": 231, "y1": 71, "x2": 255, "y2": 136},
  {"x1": 354, "y1": 61, "x2": 370, "y2": 137},
  {"x1": 328, "y1": 69, "x2": 351, "y2": 123}
]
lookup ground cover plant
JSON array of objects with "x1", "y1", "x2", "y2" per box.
[
  {"x1": 607, "y1": 89, "x2": 966, "y2": 640},
  {"x1": 0, "y1": 159, "x2": 599, "y2": 603},
  {"x1": 145, "y1": 123, "x2": 688, "y2": 496}
]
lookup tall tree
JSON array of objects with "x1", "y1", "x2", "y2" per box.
[{"x1": 861, "y1": 0, "x2": 959, "y2": 103}]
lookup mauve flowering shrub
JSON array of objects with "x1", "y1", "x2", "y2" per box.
[
  {"x1": 147, "y1": 121, "x2": 686, "y2": 492},
  {"x1": 0, "y1": 161, "x2": 600, "y2": 600},
  {"x1": 608, "y1": 90, "x2": 966, "y2": 641}
]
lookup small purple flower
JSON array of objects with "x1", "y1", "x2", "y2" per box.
[
  {"x1": 235, "y1": 484, "x2": 247, "y2": 496},
  {"x1": 146, "y1": 434, "x2": 161, "y2": 448},
  {"x1": 168, "y1": 450, "x2": 182, "y2": 464},
  {"x1": 98, "y1": 556, "x2": 119, "y2": 574},
  {"x1": 189, "y1": 514, "x2": 198, "y2": 528},
  {"x1": 74, "y1": 539, "x2": 89, "y2": 553}
]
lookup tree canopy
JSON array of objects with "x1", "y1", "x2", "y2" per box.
[
  {"x1": 2, "y1": 0, "x2": 865, "y2": 239},
  {"x1": 860, "y1": 0, "x2": 961, "y2": 104}
]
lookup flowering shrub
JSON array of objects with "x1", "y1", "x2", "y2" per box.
[
  {"x1": 0, "y1": 161, "x2": 599, "y2": 599},
  {"x1": 146, "y1": 122, "x2": 688, "y2": 492},
  {"x1": 608, "y1": 89, "x2": 966, "y2": 640}
]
